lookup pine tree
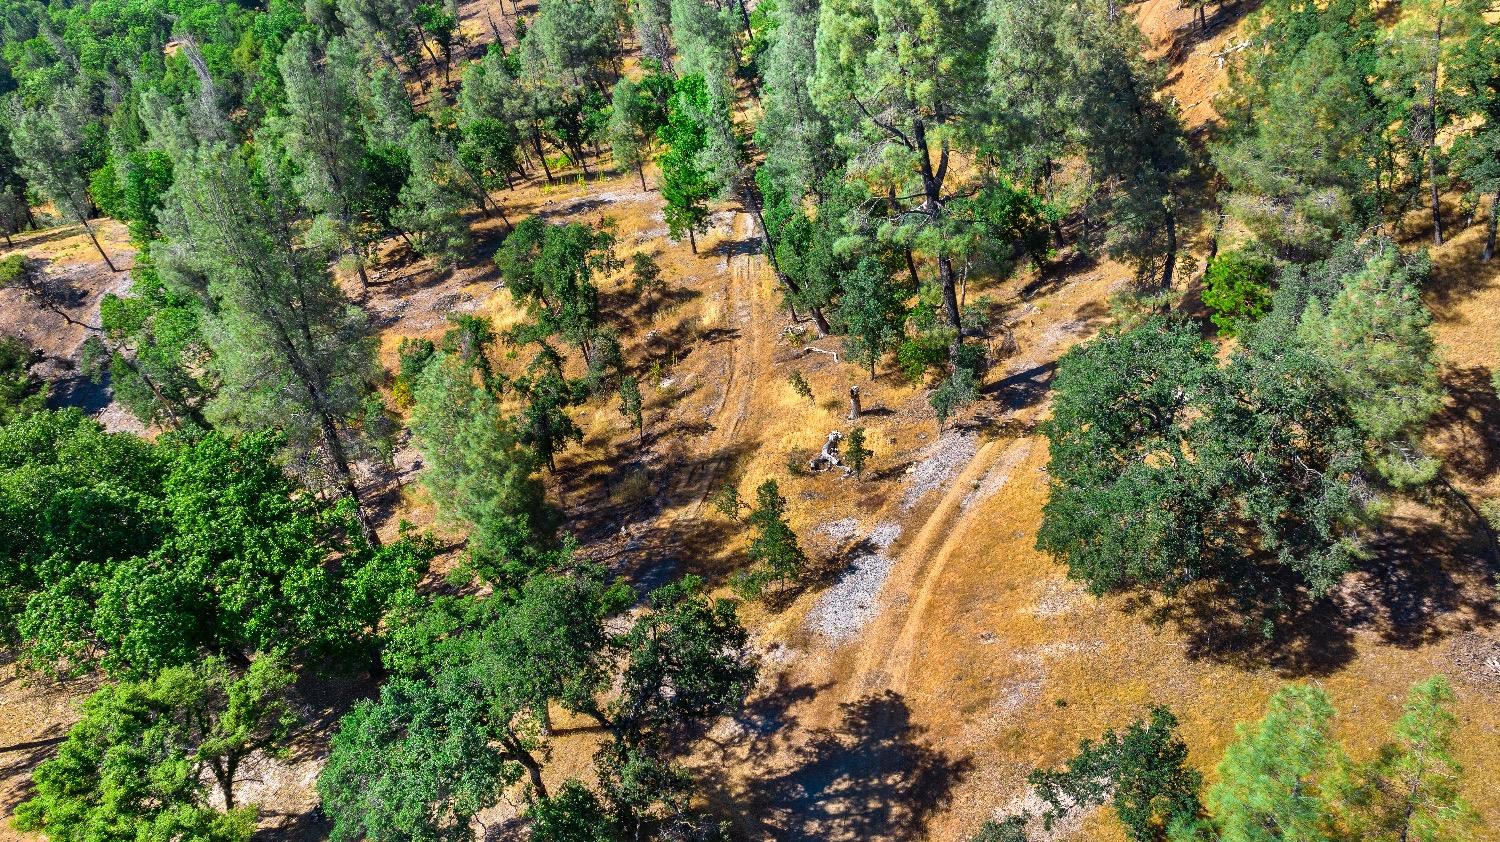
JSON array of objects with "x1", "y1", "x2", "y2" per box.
[
  {"x1": 1213, "y1": 0, "x2": 1388, "y2": 256},
  {"x1": 1069, "y1": 9, "x2": 1190, "y2": 290},
  {"x1": 1377, "y1": 0, "x2": 1489, "y2": 246},
  {"x1": 632, "y1": 0, "x2": 676, "y2": 72},
  {"x1": 738, "y1": 478, "x2": 807, "y2": 598},
  {"x1": 7, "y1": 91, "x2": 118, "y2": 270},
  {"x1": 756, "y1": 0, "x2": 837, "y2": 204},
  {"x1": 160, "y1": 141, "x2": 383, "y2": 545},
  {"x1": 393, "y1": 119, "x2": 474, "y2": 267},
  {"x1": 1450, "y1": 11, "x2": 1500, "y2": 260},
  {"x1": 529, "y1": 0, "x2": 625, "y2": 97},
  {"x1": 812, "y1": 0, "x2": 990, "y2": 354},
  {"x1": 845, "y1": 427, "x2": 870, "y2": 479},
  {"x1": 0, "y1": 121, "x2": 35, "y2": 237},
  {"x1": 618, "y1": 374, "x2": 645, "y2": 447},
  {"x1": 1293, "y1": 243, "x2": 1443, "y2": 487},
  {"x1": 1336, "y1": 676, "x2": 1482, "y2": 842},
  {"x1": 458, "y1": 47, "x2": 526, "y2": 190},
  {"x1": 277, "y1": 32, "x2": 383, "y2": 295},
  {"x1": 409, "y1": 350, "x2": 555, "y2": 586},
  {"x1": 1208, "y1": 685, "x2": 1343, "y2": 842}
]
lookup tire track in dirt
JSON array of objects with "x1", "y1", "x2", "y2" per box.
[
  {"x1": 670, "y1": 211, "x2": 769, "y2": 520},
  {"x1": 842, "y1": 324, "x2": 1080, "y2": 701},
  {"x1": 874, "y1": 437, "x2": 1037, "y2": 697},
  {"x1": 844, "y1": 438, "x2": 1013, "y2": 697}
]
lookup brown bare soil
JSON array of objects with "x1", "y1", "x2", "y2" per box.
[{"x1": 3, "y1": 0, "x2": 1500, "y2": 839}]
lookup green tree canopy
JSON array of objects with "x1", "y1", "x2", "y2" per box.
[{"x1": 14, "y1": 655, "x2": 296, "y2": 841}]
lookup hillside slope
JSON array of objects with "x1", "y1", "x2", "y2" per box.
[{"x1": 2, "y1": 0, "x2": 1499, "y2": 839}]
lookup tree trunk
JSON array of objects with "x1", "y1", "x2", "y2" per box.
[
  {"x1": 319, "y1": 412, "x2": 379, "y2": 547},
  {"x1": 532, "y1": 130, "x2": 554, "y2": 183},
  {"x1": 221, "y1": 756, "x2": 238, "y2": 811},
  {"x1": 1161, "y1": 206, "x2": 1178, "y2": 298},
  {"x1": 884, "y1": 186, "x2": 922, "y2": 288},
  {"x1": 743, "y1": 182, "x2": 830, "y2": 335},
  {"x1": 938, "y1": 256, "x2": 962, "y2": 357},
  {"x1": 507, "y1": 734, "x2": 549, "y2": 800},
  {"x1": 1428, "y1": 11, "x2": 1445, "y2": 246},
  {"x1": 848, "y1": 386, "x2": 861, "y2": 420},
  {"x1": 637, "y1": 162, "x2": 647, "y2": 191},
  {"x1": 78, "y1": 215, "x2": 119, "y2": 272},
  {"x1": 912, "y1": 119, "x2": 961, "y2": 356},
  {"x1": 1485, "y1": 190, "x2": 1498, "y2": 261},
  {"x1": 688, "y1": 227, "x2": 697, "y2": 254},
  {"x1": 354, "y1": 253, "x2": 371, "y2": 298}
]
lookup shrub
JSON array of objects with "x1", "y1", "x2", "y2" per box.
[
  {"x1": 787, "y1": 370, "x2": 813, "y2": 401},
  {"x1": 1201, "y1": 249, "x2": 1273, "y2": 336}
]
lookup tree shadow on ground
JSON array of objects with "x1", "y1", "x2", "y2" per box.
[
  {"x1": 1423, "y1": 223, "x2": 1500, "y2": 320},
  {"x1": 255, "y1": 807, "x2": 330, "y2": 841},
  {"x1": 980, "y1": 360, "x2": 1057, "y2": 412},
  {"x1": 1131, "y1": 578, "x2": 1361, "y2": 679},
  {"x1": 1429, "y1": 365, "x2": 1500, "y2": 485},
  {"x1": 0, "y1": 727, "x2": 66, "y2": 813},
  {"x1": 1349, "y1": 498, "x2": 1500, "y2": 649},
  {"x1": 725, "y1": 690, "x2": 972, "y2": 842},
  {"x1": 1160, "y1": 0, "x2": 1263, "y2": 67},
  {"x1": 47, "y1": 368, "x2": 113, "y2": 415},
  {"x1": 1128, "y1": 492, "x2": 1500, "y2": 677},
  {"x1": 702, "y1": 234, "x2": 762, "y2": 261}
]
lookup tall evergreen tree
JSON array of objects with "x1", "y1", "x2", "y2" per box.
[
  {"x1": 1335, "y1": 676, "x2": 1481, "y2": 842},
  {"x1": 8, "y1": 90, "x2": 118, "y2": 270},
  {"x1": 160, "y1": 141, "x2": 383, "y2": 544},
  {"x1": 276, "y1": 31, "x2": 383, "y2": 294},
  {"x1": 632, "y1": 0, "x2": 676, "y2": 73},
  {"x1": 1450, "y1": 11, "x2": 1500, "y2": 260},
  {"x1": 756, "y1": 0, "x2": 836, "y2": 205},
  {"x1": 1377, "y1": 0, "x2": 1489, "y2": 246},
  {"x1": 409, "y1": 349, "x2": 555, "y2": 586},
  {"x1": 1207, "y1": 685, "x2": 1343, "y2": 842},
  {"x1": 812, "y1": 0, "x2": 991, "y2": 353},
  {"x1": 1213, "y1": 0, "x2": 1388, "y2": 256}
]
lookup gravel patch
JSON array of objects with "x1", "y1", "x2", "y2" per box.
[
  {"x1": 902, "y1": 430, "x2": 978, "y2": 509},
  {"x1": 868, "y1": 521, "x2": 902, "y2": 550},
  {"x1": 816, "y1": 517, "x2": 860, "y2": 547},
  {"x1": 805, "y1": 552, "x2": 895, "y2": 642}
]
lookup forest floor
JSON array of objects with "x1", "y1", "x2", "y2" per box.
[{"x1": 4, "y1": 0, "x2": 1500, "y2": 839}]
